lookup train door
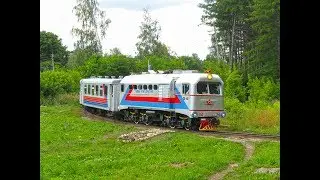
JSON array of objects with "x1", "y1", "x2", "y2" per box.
[
  {"x1": 79, "y1": 81, "x2": 83, "y2": 104},
  {"x1": 109, "y1": 84, "x2": 120, "y2": 111},
  {"x1": 169, "y1": 78, "x2": 178, "y2": 110}
]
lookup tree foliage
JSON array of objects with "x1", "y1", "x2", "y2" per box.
[
  {"x1": 109, "y1": 47, "x2": 122, "y2": 55},
  {"x1": 80, "y1": 55, "x2": 134, "y2": 78},
  {"x1": 67, "y1": 49, "x2": 93, "y2": 69},
  {"x1": 40, "y1": 31, "x2": 69, "y2": 66},
  {"x1": 246, "y1": 0, "x2": 280, "y2": 79},
  {"x1": 199, "y1": 0, "x2": 279, "y2": 81},
  {"x1": 40, "y1": 70, "x2": 82, "y2": 97},
  {"x1": 136, "y1": 8, "x2": 172, "y2": 58},
  {"x1": 72, "y1": 0, "x2": 111, "y2": 54},
  {"x1": 247, "y1": 76, "x2": 279, "y2": 102}
]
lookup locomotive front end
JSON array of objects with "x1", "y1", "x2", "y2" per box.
[{"x1": 189, "y1": 73, "x2": 226, "y2": 131}]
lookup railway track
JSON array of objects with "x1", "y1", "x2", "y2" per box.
[{"x1": 83, "y1": 109, "x2": 280, "y2": 141}]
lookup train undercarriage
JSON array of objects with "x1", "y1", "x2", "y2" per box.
[{"x1": 84, "y1": 106, "x2": 220, "y2": 131}]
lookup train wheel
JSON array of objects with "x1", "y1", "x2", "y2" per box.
[
  {"x1": 123, "y1": 110, "x2": 129, "y2": 121},
  {"x1": 133, "y1": 114, "x2": 139, "y2": 124},
  {"x1": 144, "y1": 116, "x2": 152, "y2": 126},
  {"x1": 169, "y1": 119, "x2": 176, "y2": 129},
  {"x1": 184, "y1": 121, "x2": 191, "y2": 130}
]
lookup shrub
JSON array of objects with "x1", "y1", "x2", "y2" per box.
[
  {"x1": 247, "y1": 76, "x2": 279, "y2": 102},
  {"x1": 40, "y1": 70, "x2": 82, "y2": 98},
  {"x1": 225, "y1": 70, "x2": 247, "y2": 102}
]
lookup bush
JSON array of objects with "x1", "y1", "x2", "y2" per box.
[
  {"x1": 223, "y1": 98, "x2": 280, "y2": 134},
  {"x1": 40, "y1": 70, "x2": 82, "y2": 98},
  {"x1": 225, "y1": 70, "x2": 247, "y2": 102},
  {"x1": 80, "y1": 55, "x2": 134, "y2": 77},
  {"x1": 247, "y1": 76, "x2": 279, "y2": 102}
]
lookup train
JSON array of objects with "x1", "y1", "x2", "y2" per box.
[{"x1": 79, "y1": 69, "x2": 226, "y2": 131}]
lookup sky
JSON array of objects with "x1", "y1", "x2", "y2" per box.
[{"x1": 40, "y1": 0, "x2": 212, "y2": 60}]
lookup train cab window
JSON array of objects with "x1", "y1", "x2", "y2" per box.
[
  {"x1": 95, "y1": 85, "x2": 99, "y2": 96},
  {"x1": 104, "y1": 85, "x2": 108, "y2": 96},
  {"x1": 129, "y1": 85, "x2": 132, "y2": 89},
  {"x1": 84, "y1": 84, "x2": 87, "y2": 94},
  {"x1": 148, "y1": 85, "x2": 152, "y2": 90},
  {"x1": 133, "y1": 85, "x2": 137, "y2": 89},
  {"x1": 143, "y1": 85, "x2": 147, "y2": 90},
  {"x1": 208, "y1": 82, "x2": 221, "y2": 94},
  {"x1": 197, "y1": 82, "x2": 208, "y2": 94},
  {"x1": 138, "y1": 85, "x2": 142, "y2": 90},
  {"x1": 99, "y1": 85, "x2": 103, "y2": 96},
  {"x1": 182, "y1": 84, "x2": 190, "y2": 94},
  {"x1": 153, "y1": 85, "x2": 158, "y2": 90},
  {"x1": 121, "y1": 84, "x2": 124, "y2": 92},
  {"x1": 197, "y1": 82, "x2": 221, "y2": 94}
]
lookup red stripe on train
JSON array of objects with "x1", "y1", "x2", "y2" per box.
[
  {"x1": 84, "y1": 96, "x2": 107, "y2": 103},
  {"x1": 125, "y1": 89, "x2": 181, "y2": 103}
]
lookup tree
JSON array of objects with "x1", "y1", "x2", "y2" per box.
[
  {"x1": 179, "y1": 55, "x2": 203, "y2": 71},
  {"x1": 66, "y1": 49, "x2": 93, "y2": 68},
  {"x1": 136, "y1": 8, "x2": 170, "y2": 58},
  {"x1": 71, "y1": 0, "x2": 111, "y2": 54},
  {"x1": 199, "y1": 0, "x2": 253, "y2": 69},
  {"x1": 199, "y1": 0, "x2": 280, "y2": 80},
  {"x1": 109, "y1": 47, "x2": 122, "y2": 55},
  {"x1": 40, "y1": 31, "x2": 69, "y2": 66},
  {"x1": 246, "y1": 0, "x2": 280, "y2": 80}
]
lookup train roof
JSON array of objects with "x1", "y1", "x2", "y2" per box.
[
  {"x1": 120, "y1": 73, "x2": 223, "y2": 84},
  {"x1": 81, "y1": 78, "x2": 122, "y2": 84}
]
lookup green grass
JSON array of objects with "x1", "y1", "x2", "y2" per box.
[
  {"x1": 224, "y1": 141, "x2": 280, "y2": 180},
  {"x1": 41, "y1": 105, "x2": 245, "y2": 180}
]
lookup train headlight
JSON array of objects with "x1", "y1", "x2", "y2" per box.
[
  {"x1": 221, "y1": 111, "x2": 226, "y2": 118},
  {"x1": 191, "y1": 112, "x2": 198, "y2": 118}
]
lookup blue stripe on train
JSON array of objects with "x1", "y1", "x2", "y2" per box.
[{"x1": 84, "y1": 100, "x2": 108, "y2": 108}]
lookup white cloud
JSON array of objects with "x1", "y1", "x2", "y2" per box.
[{"x1": 40, "y1": 0, "x2": 211, "y2": 60}]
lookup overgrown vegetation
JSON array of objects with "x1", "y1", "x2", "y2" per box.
[{"x1": 41, "y1": 105, "x2": 245, "y2": 179}]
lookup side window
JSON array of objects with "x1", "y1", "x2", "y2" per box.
[
  {"x1": 143, "y1": 85, "x2": 147, "y2": 90},
  {"x1": 95, "y1": 85, "x2": 99, "y2": 96},
  {"x1": 154, "y1": 85, "x2": 158, "y2": 90},
  {"x1": 148, "y1": 85, "x2": 152, "y2": 90},
  {"x1": 84, "y1": 84, "x2": 87, "y2": 94},
  {"x1": 92, "y1": 85, "x2": 95, "y2": 95},
  {"x1": 99, "y1": 85, "x2": 103, "y2": 96},
  {"x1": 138, "y1": 85, "x2": 142, "y2": 90},
  {"x1": 104, "y1": 85, "x2": 108, "y2": 96},
  {"x1": 121, "y1": 84, "x2": 124, "y2": 92},
  {"x1": 133, "y1": 85, "x2": 137, "y2": 89},
  {"x1": 129, "y1": 85, "x2": 132, "y2": 89},
  {"x1": 182, "y1": 84, "x2": 190, "y2": 94}
]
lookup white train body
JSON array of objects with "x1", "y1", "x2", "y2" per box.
[
  {"x1": 79, "y1": 78, "x2": 122, "y2": 111},
  {"x1": 118, "y1": 72, "x2": 225, "y2": 118},
  {"x1": 79, "y1": 70, "x2": 226, "y2": 130}
]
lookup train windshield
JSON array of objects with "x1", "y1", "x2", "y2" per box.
[{"x1": 197, "y1": 82, "x2": 221, "y2": 95}]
